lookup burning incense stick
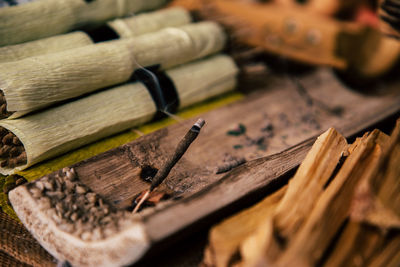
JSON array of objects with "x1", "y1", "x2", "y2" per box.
[{"x1": 133, "y1": 118, "x2": 205, "y2": 213}]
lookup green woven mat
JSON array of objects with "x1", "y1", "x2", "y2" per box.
[{"x1": 1, "y1": 92, "x2": 243, "y2": 220}]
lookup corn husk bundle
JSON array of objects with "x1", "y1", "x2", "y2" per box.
[
  {"x1": 0, "y1": 0, "x2": 168, "y2": 46},
  {"x1": 0, "y1": 32, "x2": 93, "y2": 64},
  {"x1": 0, "y1": 0, "x2": 33, "y2": 7},
  {"x1": 203, "y1": 120, "x2": 400, "y2": 267},
  {"x1": 0, "y1": 7, "x2": 192, "y2": 63},
  {"x1": 0, "y1": 21, "x2": 226, "y2": 119},
  {"x1": 107, "y1": 7, "x2": 191, "y2": 39},
  {"x1": 0, "y1": 54, "x2": 238, "y2": 175}
]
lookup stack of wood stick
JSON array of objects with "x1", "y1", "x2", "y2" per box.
[{"x1": 203, "y1": 118, "x2": 400, "y2": 267}]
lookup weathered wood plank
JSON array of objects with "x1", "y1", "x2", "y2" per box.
[{"x1": 73, "y1": 68, "x2": 400, "y2": 211}]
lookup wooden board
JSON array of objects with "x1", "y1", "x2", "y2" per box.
[{"x1": 10, "y1": 68, "x2": 400, "y2": 265}]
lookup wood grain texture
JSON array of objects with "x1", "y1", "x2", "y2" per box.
[
  {"x1": 70, "y1": 69, "x2": 400, "y2": 241},
  {"x1": 72, "y1": 69, "x2": 400, "y2": 211}
]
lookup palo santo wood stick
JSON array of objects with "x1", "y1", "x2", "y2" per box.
[
  {"x1": 239, "y1": 128, "x2": 348, "y2": 266},
  {"x1": 323, "y1": 221, "x2": 387, "y2": 267},
  {"x1": 273, "y1": 128, "x2": 348, "y2": 240},
  {"x1": 371, "y1": 118, "x2": 400, "y2": 216},
  {"x1": 367, "y1": 235, "x2": 400, "y2": 267},
  {"x1": 0, "y1": 7, "x2": 192, "y2": 63},
  {"x1": 0, "y1": 55, "x2": 238, "y2": 175},
  {"x1": 350, "y1": 119, "x2": 400, "y2": 228},
  {"x1": 201, "y1": 128, "x2": 347, "y2": 267},
  {"x1": 0, "y1": 21, "x2": 226, "y2": 118},
  {"x1": 276, "y1": 130, "x2": 385, "y2": 267},
  {"x1": 132, "y1": 118, "x2": 205, "y2": 213},
  {"x1": 327, "y1": 134, "x2": 400, "y2": 267},
  {"x1": 201, "y1": 125, "x2": 400, "y2": 267},
  {"x1": 203, "y1": 186, "x2": 287, "y2": 267},
  {"x1": 0, "y1": 0, "x2": 168, "y2": 46}
]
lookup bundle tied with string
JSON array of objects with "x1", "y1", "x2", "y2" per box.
[
  {"x1": 0, "y1": 7, "x2": 192, "y2": 63},
  {"x1": 0, "y1": 21, "x2": 226, "y2": 118},
  {"x1": 0, "y1": 0, "x2": 168, "y2": 46},
  {"x1": 0, "y1": 54, "x2": 239, "y2": 175}
]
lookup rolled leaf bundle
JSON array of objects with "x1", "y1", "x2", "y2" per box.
[
  {"x1": 0, "y1": 32, "x2": 93, "y2": 63},
  {"x1": 0, "y1": 54, "x2": 238, "y2": 175},
  {"x1": 0, "y1": 7, "x2": 192, "y2": 63},
  {"x1": 0, "y1": 0, "x2": 168, "y2": 46},
  {"x1": 107, "y1": 7, "x2": 191, "y2": 39},
  {"x1": 0, "y1": 0, "x2": 33, "y2": 7},
  {"x1": 0, "y1": 21, "x2": 226, "y2": 118}
]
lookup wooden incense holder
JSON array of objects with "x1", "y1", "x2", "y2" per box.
[{"x1": 9, "y1": 69, "x2": 400, "y2": 266}]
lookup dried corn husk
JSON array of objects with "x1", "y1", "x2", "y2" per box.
[
  {"x1": 0, "y1": 0, "x2": 167, "y2": 46},
  {"x1": 0, "y1": 21, "x2": 226, "y2": 118},
  {"x1": 108, "y1": 7, "x2": 191, "y2": 39},
  {"x1": 0, "y1": 32, "x2": 93, "y2": 64},
  {"x1": 0, "y1": 54, "x2": 238, "y2": 174},
  {"x1": 167, "y1": 55, "x2": 238, "y2": 109},
  {"x1": 0, "y1": 7, "x2": 192, "y2": 63}
]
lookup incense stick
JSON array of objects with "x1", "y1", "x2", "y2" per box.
[{"x1": 133, "y1": 118, "x2": 205, "y2": 213}]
